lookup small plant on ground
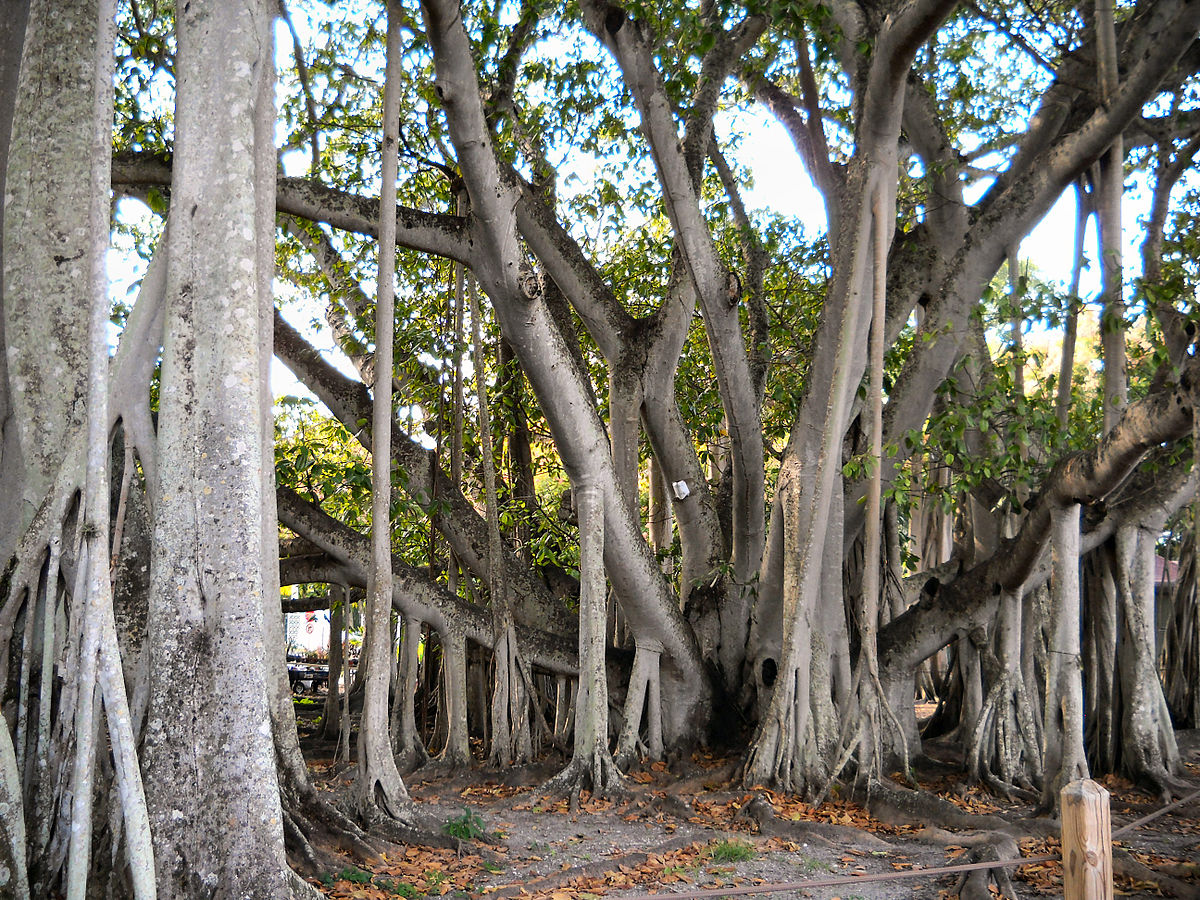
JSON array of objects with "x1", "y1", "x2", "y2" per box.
[
  {"x1": 706, "y1": 839, "x2": 756, "y2": 863},
  {"x1": 380, "y1": 880, "x2": 419, "y2": 898},
  {"x1": 424, "y1": 869, "x2": 447, "y2": 890},
  {"x1": 442, "y1": 807, "x2": 486, "y2": 841},
  {"x1": 663, "y1": 863, "x2": 698, "y2": 877},
  {"x1": 799, "y1": 854, "x2": 831, "y2": 873}
]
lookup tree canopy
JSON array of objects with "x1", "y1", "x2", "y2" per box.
[{"x1": 3, "y1": 0, "x2": 1200, "y2": 896}]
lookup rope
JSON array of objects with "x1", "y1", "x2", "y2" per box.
[
  {"x1": 610, "y1": 783, "x2": 1200, "y2": 900},
  {"x1": 1112, "y1": 785, "x2": 1200, "y2": 838},
  {"x1": 614, "y1": 853, "x2": 1059, "y2": 900}
]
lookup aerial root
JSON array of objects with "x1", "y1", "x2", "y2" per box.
[
  {"x1": 951, "y1": 835, "x2": 1020, "y2": 900},
  {"x1": 281, "y1": 783, "x2": 388, "y2": 872},
  {"x1": 282, "y1": 806, "x2": 338, "y2": 876},
  {"x1": 862, "y1": 780, "x2": 1011, "y2": 832},
  {"x1": 538, "y1": 752, "x2": 626, "y2": 807}
]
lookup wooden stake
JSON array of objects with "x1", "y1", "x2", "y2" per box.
[{"x1": 1061, "y1": 779, "x2": 1113, "y2": 900}]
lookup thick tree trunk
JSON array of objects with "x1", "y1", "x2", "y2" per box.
[
  {"x1": 141, "y1": 2, "x2": 291, "y2": 895},
  {"x1": 0, "y1": 0, "x2": 31, "y2": 564},
  {"x1": 1, "y1": 0, "x2": 92, "y2": 529},
  {"x1": 1041, "y1": 503, "x2": 1088, "y2": 809},
  {"x1": 544, "y1": 482, "x2": 622, "y2": 797},
  {"x1": 1116, "y1": 526, "x2": 1180, "y2": 795},
  {"x1": 437, "y1": 629, "x2": 471, "y2": 767},
  {"x1": 391, "y1": 615, "x2": 427, "y2": 770}
]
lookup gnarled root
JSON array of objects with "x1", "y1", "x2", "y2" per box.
[
  {"x1": 734, "y1": 794, "x2": 892, "y2": 849},
  {"x1": 280, "y1": 779, "x2": 388, "y2": 877},
  {"x1": 539, "y1": 752, "x2": 626, "y2": 810},
  {"x1": 951, "y1": 835, "x2": 1020, "y2": 900}
]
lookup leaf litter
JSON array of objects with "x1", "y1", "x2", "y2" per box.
[{"x1": 308, "y1": 734, "x2": 1200, "y2": 900}]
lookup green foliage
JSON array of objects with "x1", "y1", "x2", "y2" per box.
[
  {"x1": 442, "y1": 808, "x2": 487, "y2": 841},
  {"x1": 275, "y1": 399, "x2": 374, "y2": 530},
  {"x1": 339, "y1": 867, "x2": 372, "y2": 884},
  {"x1": 424, "y1": 868, "x2": 447, "y2": 889},
  {"x1": 705, "y1": 839, "x2": 756, "y2": 863},
  {"x1": 374, "y1": 878, "x2": 420, "y2": 898}
]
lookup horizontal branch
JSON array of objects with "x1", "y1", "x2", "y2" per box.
[
  {"x1": 112, "y1": 151, "x2": 472, "y2": 262},
  {"x1": 879, "y1": 359, "x2": 1200, "y2": 677},
  {"x1": 272, "y1": 310, "x2": 576, "y2": 635},
  {"x1": 277, "y1": 486, "x2": 581, "y2": 675}
]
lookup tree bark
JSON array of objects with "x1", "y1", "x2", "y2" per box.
[
  {"x1": 1096, "y1": 0, "x2": 1127, "y2": 433},
  {"x1": 1116, "y1": 526, "x2": 1181, "y2": 795},
  {"x1": 141, "y1": 2, "x2": 291, "y2": 895},
  {"x1": 1042, "y1": 503, "x2": 1088, "y2": 810},
  {"x1": 356, "y1": 0, "x2": 410, "y2": 821},
  {"x1": 0, "y1": 0, "x2": 31, "y2": 565},
  {"x1": 2, "y1": 0, "x2": 92, "y2": 531},
  {"x1": 544, "y1": 482, "x2": 622, "y2": 797}
]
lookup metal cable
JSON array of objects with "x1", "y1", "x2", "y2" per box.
[
  {"x1": 614, "y1": 852, "x2": 1059, "y2": 900},
  {"x1": 610, "y1": 783, "x2": 1200, "y2": 900},
  {"x1": 1112, "y1": 786, "x2": 1200, "y2": 839}
]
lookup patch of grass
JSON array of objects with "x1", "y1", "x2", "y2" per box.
[
  {"x1": 482, "y1": 860, "x2": 506, "y2": 874},
  {"x1": 424, "y1": 868, "x2": 447, "y2": 889},
  {"x1": 442, "y1": 807, "x2": 487, "y2": 841},
  {"x1": 705, "y1": 839, "x2": 756, "y2": 863},
  {"x1": 373, "y1": 877, "x2": 419, "y2": 898},
  {"x1": 798, "y1": 854, "x2": 831, "y2": 873},
  {"x1": 336, "y1": 866, "x2": 372, "y2": 884}
]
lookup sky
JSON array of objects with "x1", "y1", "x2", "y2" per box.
[
  {"x1": 109, "y1": 11, "x2": 1174, "y2": 411},
  {"x1": 731, "y1": 104, "x2": 1144, "y2": 302},
  {"x1": 266, "y1": 118, "x2": 1139, "y2": 405}
]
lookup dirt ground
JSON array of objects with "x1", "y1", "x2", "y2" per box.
[{"x1": 295, "y1": 703, "x2": 1200, "y2": 900}]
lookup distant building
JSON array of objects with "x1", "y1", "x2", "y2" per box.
[{"x1": 285, "y1": 608, "x2": 330, "y2": 655}]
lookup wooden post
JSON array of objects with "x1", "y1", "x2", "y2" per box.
[{"x1": 1061, "y1": 779, "x2": 1113, "y2": 900}]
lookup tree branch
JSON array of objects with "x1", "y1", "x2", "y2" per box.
[{"x1": 111, "y1": 151, "x2": 473, "y2": 263}]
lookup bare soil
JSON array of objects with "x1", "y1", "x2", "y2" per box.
[{"x1": 294, "y1": 703, "x2": 1200, "y2": 900}]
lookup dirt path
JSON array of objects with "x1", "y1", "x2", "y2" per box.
[{"x1": 298, "y1": 711, "x2": 1200, "y2": 900}]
